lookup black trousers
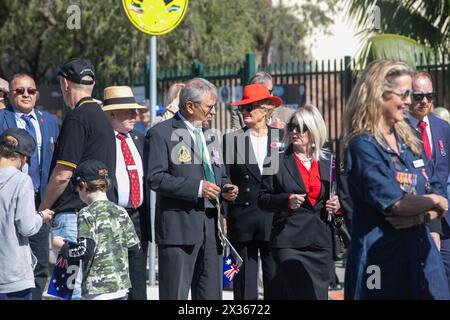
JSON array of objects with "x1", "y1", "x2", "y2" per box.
[
  {"x1": 127, "y1": 209, "x2": 148, "y2": 300},
  {"x1": 232, "y1": 240, "x2": 277, "y2": 300},
  {"x1": 272, "y1": 246, "x2": 331, "y2": 300},
  {"x1": 158, "y1": 210, "x2": 222, "y2": 300},
  {"x1": 29, "y1": 193, "x2": 49, "y2": 300}
]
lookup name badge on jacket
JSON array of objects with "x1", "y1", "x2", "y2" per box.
[{"x1": 413, "y1": 159, "x2": 424, "y2": 168}]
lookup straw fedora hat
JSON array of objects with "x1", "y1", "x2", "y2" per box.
[
  {"x1": 232, "y1": 83, "x2": 283, "y2": 107},
  {"x1": 0, "y1": 78, "x2": 9, "y2": 94},
  {"x1": 102, "y1": 86, "x2": 147, "y2": 111}
]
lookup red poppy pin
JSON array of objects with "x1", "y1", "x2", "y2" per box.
[
  {"x1": 270, "y1": 141, "x2": 284, "y2": 150},
  {"x1": 438, "y1": 139, "x2": 446, "y2": 157}
]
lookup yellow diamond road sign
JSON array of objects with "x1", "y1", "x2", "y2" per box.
[{"x1": 121, "y1": 0, "x2": 188, "y2": 36}]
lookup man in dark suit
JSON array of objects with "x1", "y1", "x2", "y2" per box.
[
  {"x1": 0, "y1": 73, "x2": 59, "y2": 299},
  {"x1": 145, "y1": 78, "x2": 238, "y2": 300},
  {"x1": 103, "y1": 85, "x2": 151, "y2": 300},
  {"x1": 406, "y1": 71, "x2": 450, "y2": 291}
]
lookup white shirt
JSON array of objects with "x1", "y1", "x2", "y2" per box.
[
  {"x1": 408, "y1": 114, "x2": 433, "y2": 155},
  {"x1": 177, "y1": 112, "x2": 215, "y2": 208},
  {"x1": 115, "y1": 131, "x2": 144, "y2": 208},
  {"x1": 13, "y1": 108, "x2": 42, "y2": 173},
  {"x1": 250, "y1": 133, "x2": 268, "y2": 174}
]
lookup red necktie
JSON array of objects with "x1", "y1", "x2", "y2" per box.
[
  {"x1": 117, "y1": 133, "x2": 140, "y2": 209},
  {"x1": 418, "y1": 121, "x2": 432, "y2": 160}
]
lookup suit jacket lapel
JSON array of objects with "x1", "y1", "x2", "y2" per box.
[
  {"x1": 428, "y1": 115, "x2": 440, "y2": 162},
  {"x1": 35, "y1": 110, "x2": 46, "y2": 169},
  {"x1": 4, "y1": 109, "x2": 17, "y2": 129},
  {"x1": 129, "y1": 130, "x2": 144, "y2": 158},
  {"x1": 204, "y1": 128, "x2": 222, "y2": 182},
  {"x1": 284, "y1": 147, "x2": 306, "y2": 192},
  {"x1": 172, "y1": 113, "x2": 199, "y2": 161}
]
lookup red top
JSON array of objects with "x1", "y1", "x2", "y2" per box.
[{"x1": 293, "y1": 153, "x2": 322, "y2": 206}]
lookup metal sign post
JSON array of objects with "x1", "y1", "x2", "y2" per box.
[{"x1": 120, "y1": 0, "x2": 189, "y2": 289}]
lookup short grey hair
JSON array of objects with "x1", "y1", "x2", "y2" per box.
[
  {"x1": 179, "y1": 78, "x2": 217, "y2": 110},
  {"x1": 10, "y1": 73, "x2": 35, "y2": 89},
  {"x1": 249, "y1": 71, "x2": 272, "y2": 86},
  {"x1": 284, "y1": 104, "x2": 328, "y2": 161}
]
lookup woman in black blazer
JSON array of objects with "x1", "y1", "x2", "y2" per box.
[
  {"x1": 258, "y1": 104, "x2": 340, "y2": 300},
  {"x1": 223, "y1": 83, "x2": 283, "y2": 300}
]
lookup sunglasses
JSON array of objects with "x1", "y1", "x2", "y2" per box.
[
  {"x1": 240, "y1": 104, "x2": 263, "y2": 113},
  {"x1": 287, "y1": 123, "x2": 309, "y2": 134},
  {"x1": 412, "y1": 92, "x2": 435, "y2": 102},
  {"x1": 13, "y1": 87, "x2": 37, "y2": 95},
  {"x1": 389, "y1": 89, "x2": 412, "y2": 101}
]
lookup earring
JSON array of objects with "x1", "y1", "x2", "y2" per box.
[{"x1": 311, "y1": 143, "x2": 316, "y2": 149}]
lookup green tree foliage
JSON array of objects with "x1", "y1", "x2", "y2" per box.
[
  {"x1": 345, "y1": 0, "x2": 449, "y2": 64},
  {"x1": 0, "y1": 0, "x2": 336, "y2": 86}
]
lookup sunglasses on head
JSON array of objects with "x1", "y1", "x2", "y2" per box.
[
  {"x1": 287, "y1": 123, "x2": 309, "y2": 134},
  {"x1": 412, "y1": 92, "x2": 435, "y2": 102},
  {"x1": 13, "y1": 87, "x2": 37, "y2": 95},
  {"x1": 240, "y1": 104, "x2": 262, "y2": 113}
]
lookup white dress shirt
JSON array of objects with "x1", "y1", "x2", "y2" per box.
[
  {"x1": 14, "y1": 108, "x2": 42, "y2": 173},
  {"x1": 115, "y1": 130, "x2": 144, "y2": 208}
]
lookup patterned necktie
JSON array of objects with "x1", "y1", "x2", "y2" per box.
[
  {"x1": 194, "y1": 128, "x2": 224, "y2": 249},
  {"x1": 418, "y1": 120, "x2": 432, "y2": 160},
  {"x1": 194, "y1": 127, "x2": 216, "y2": 184},
  {"x1": 116, "y1": 133, "x2": 140, "y2": 209},
  {"x1": 21, "y1": 114, "x2": 40, "y2": 191}
]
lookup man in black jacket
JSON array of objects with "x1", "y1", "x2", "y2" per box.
[
  {"x1": 103, "y1": 86, "x2": 151, "y2": 300},
  {"x1": 145, "y1": 78, "x2": 238, "y2": 300}
]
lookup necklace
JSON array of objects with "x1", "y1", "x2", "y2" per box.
[{"x1": 296, "y1": 152, "x2": 312, "y2": 163}]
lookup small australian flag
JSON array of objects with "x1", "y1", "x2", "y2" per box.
[
  {"x1": 222, "y1": 238, "x2": 243, "y2": 289},
  {"x1": 47, "y1": 254, "x2": 76, "y2": 300}
]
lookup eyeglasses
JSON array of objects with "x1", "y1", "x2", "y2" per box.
[
  {"x1": 13, "y1": 87, "x2": 37, "y2": 95},
  {"x1": 412, "y1": 92, "x2": 435, "y2": 102},
  {"x1": 389, "y1": 89, "x2": 412, "y2": 101},
  {"x1": 287, "y1": 123, "x2": 309, "y2": 134},
  {"x1": 193, "y1": 101, "x2": 215, "y2": 115},
  {"x1": 240, "y1": 104, "x2": 263, "y2": 113}
]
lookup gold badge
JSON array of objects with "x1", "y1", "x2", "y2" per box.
[{"x1": 178, "y1": 145, "x2": 191, "y2": 163}]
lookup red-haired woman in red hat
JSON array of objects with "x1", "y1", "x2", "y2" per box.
[
  {"x1": 223, "y1": 84, "x2": 283, "y2": 300},
  {"x1": 258, "y1": 104, "x2": 340, "y2": 300}
]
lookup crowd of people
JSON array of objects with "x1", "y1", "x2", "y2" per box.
[{"x1": 0, "y1": 57, "x2": 449, "y2": 300}]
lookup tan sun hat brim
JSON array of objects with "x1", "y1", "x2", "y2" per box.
[
  {"x1": 102, "y1": 103, "x2": 147, "y2": 112},
  {"x1": 102, "y1": 85, "x2": 147, "y2": 112}
]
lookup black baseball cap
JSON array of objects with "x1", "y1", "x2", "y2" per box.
[
  {"x1": 0, "y1": 128, "x2": 36, "y2": 157},
  {"x1": 58, "y1": 58, "x2": 95, "y2": 85},
  {"x1": 72, "y1": 159, "x2": 109, "y2": 185}
]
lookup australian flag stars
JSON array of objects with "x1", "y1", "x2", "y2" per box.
[
  {"x1": 47, "y1": 255, "x2": 75, "y2": 300},
  {"x1": 222, "y1": 238, "x2": 243, "y2": 289}
]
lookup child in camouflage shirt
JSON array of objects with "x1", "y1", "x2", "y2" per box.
[{"x1": 53, "y1": 160, "x2": 139, "y2": 300}]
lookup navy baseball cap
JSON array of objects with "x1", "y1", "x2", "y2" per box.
[
  {"x1": 72, "y1": 159, "x2": 109, "y2": 185},
  {"x1": 0, "y1": 128, "x2": 36, "y2": 157},
  {"x1": 58, "y1": 58, "x2": 95, "y2": 85}
]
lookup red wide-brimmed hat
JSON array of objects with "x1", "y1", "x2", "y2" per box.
[{"x1": 232, "y1": 84, "x2": 283, "y2": 107}]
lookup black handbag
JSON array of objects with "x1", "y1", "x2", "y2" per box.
[{"x1": 331, "y1": 214, "x2": 351, "y2": 261}]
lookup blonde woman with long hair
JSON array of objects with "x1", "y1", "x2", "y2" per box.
[{"x1": 342, "y1": 59, "x2": 449, "y2": 299}]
